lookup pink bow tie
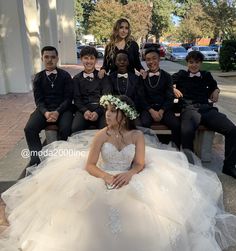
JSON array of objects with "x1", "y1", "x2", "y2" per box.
[
  {"x1": 83, "y1": 72, "x2": 94, "y2": 79},
  {"x1": 189, "y1": 72, "x2": 201, "y2": 77},
  {"x1": 46, "y1": 69, "x2": 57, "y2": 76},
  {"x1": 149, "y1": 71, "x2": 160, "y2": 77},
  {"x1": 117, "y1": 73, "x2": 128, "y2": 78}
]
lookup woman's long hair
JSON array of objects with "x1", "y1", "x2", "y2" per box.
[{"x1": 105, "y1": 18, "x2": 133, "y2": 63}]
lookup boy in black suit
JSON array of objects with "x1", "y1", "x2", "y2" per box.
[
  {"x1": 173, "y1": 51, "x2": 236, "y2": 178},
  {"x1": 139, "y1": 48, "x2": 180, "y2": 148},
  {"x1": 72, "y1": 46, "x2": 111, "y2": 133},
  {"x1": 24, "y1": 46, "x2": 73, "y2": 166},
  {"x1": 109, "y1": 50, "x2": 140, "y2": 108}
]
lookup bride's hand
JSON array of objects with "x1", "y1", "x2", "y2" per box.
[
  {"x1": 103, "y1": 173, "x2": 114, "y2": 185},
  {"x1": 112, "y1": 170, "x2": 135, "y2": 189}
]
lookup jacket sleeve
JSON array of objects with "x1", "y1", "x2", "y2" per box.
[
  {"x1": 101, "y1": 46, "x2": 110, "y2": 73},
  {"x1": 73, "y1": 76, "x2": 88, "y2": 114},
  {"x1": 101, "y1": 75, "x2": 113, "y2": 94},
  {"x1": 136, "y1": 76, "x2": 150, "y2": 111},
  {"x1": 204, "y1": 71, "x2": 219, "y2": 97},
  {"x1": 161, "y1": 74, "x2": 174, "y2": 111},
  {"x1": 172, "y1": 70, "x2": 183, "y2": 87},
  {"x1": 33, "y1": 73, "x2": 47, "y2": 115},
  {"x1": 56, "y1": 72, "x2": 73, "y2": 114},
  {"x1": 130, "y1": 41, "x2": 144, "y2": 72}
]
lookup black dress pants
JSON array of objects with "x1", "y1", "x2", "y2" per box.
[
  {"x1": 24, "y1": 108, "x2": 73, "y2": 165},
  {"x1": 140, "y1": 109, "x2": 181, "y2": 148},
  {"x1": 181, "y1": 107, "x2": 236, "y2": 169},
  {"x1": 71, "y1": 111, "x2": 106, "y2": 134}
]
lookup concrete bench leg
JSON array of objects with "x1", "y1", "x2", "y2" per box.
[
  {"x1": 194, "y1": 130, "x2": 215, "y2": 162},
  {"x1": 45, "y1": 130, "x2": 58, "y2": 144}
]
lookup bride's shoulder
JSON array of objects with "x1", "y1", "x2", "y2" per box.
[
  {"x1": 93, "y1": 128, "x2": 109, "y2": 143},
  {"x1": 131, "y1": 129, "x2": 144, "y2": 141}
]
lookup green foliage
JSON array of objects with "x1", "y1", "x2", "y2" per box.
[
  {"x1": 219, "y1": 40, "x2": 236, "y2": 72},
  {"x1": 174, "y1": 0, "x2": 198, "y2": 18},
  {"x1": 88, "y1": 0, "x2": 151, "y2": 42},
  {"x1": 200, "y1": 0, "x2": 236, "y2": 40},
  {"x1": 89, "y1": 0, "x2": 123, "y2": 42},
  {"x1": 151, "y1": 0, "x2": 174, "y2": 41},
  {"x1": 81, "y1": 0, "x2": 96, "y2": 34},
  {"x1": 177, "y1": 3, "x2": 214, "y2": 42}
]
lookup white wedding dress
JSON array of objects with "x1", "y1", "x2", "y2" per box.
[{"x1": 0, "y1": 131, "x2": 236, "y2": 251}]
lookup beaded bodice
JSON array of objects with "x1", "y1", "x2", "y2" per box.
[{"x1": 100, "y1": 142, "x2": 135, "y2": 171}]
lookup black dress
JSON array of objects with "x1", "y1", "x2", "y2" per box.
[{"x1": 101, "y1": 40, "x2": 144, "y2": 74}]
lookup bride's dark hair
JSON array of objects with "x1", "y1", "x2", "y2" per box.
[
  {"x1": 106, "y1": 95, "x2": 137, "y2": 141},
  {"x1": 116, "y1": 95, "x2": 137, "y2": 131}
]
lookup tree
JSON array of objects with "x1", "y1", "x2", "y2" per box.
[
  {"x1": 173, "y1": 0, "x2": 198, "y2": 18},
  {"x1": 81, "y1": 0, "x2": 96, "y2": 34},
  {"x1": 201, "y1": 0, "x2": 236, "y2": 40},
  {"x1": 123, "y1": 1, "x2": 152, "y2": 42},
  {"x1": 151, "y1": 0, "x2": 175, "y2": 42},
  {"x1": 177, "y1": 2, "x2": 215, "y2": 42},
  {"x1": 88, "y1": 0, "x2": 152, "y2": 43},
  {"x1": 89, "y1": 0, "x2": 123, "y2": 42}
]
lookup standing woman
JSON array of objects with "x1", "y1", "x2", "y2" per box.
[{"x1": 98, "y1": 18, "x2": 145, "y2": 78}]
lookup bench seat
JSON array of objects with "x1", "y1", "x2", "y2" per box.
[{"x1": 151, "y1": 121, "x2": 215, "y2": 162}]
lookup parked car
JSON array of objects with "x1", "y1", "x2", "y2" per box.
[
  {"x1": 95, "y1": 45, "x2": 105, "y2": 58},
  {"x1": 77, "y1": 45, "x2": 86, "y2": 58},
  {"x1": 77, "y1": 45, "x2": 105, "y2": 58},
  {"x1": 209, "y1": 44, "x2": 222, "y2": 52},
  {"x1": 181, "y1": 43, "x2": 195, "y2": 50},
  {"x1": 189, "y1": 46, "x2": 219, "y2": 61},
  {"x1": 140, "y1": 42, "x2": 166, "y2": 60},
  {"x1": 165, "y1": 46, "x2": 188, "y2": 61}
]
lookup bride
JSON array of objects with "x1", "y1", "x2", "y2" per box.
[{"x1": 0, "y1": 95, "x2": 236, "y2": 251}]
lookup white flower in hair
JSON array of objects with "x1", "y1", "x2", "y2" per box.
[{"x1": 100, "y1": 95, "x2": 139, "y2": 120}]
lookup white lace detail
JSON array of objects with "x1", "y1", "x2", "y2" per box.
[
  {"x1": 107, "y1": 207, "x2": 122, "y2": 235},
  {"x1": 100, "y1": 143, "x2": 135, "y2": 171},
  {"x1": 167, "y1": 223, "x2": 181, "y2": 248},
  {"x1": 130, "y1": 177, "x2": 145, "y2": 199}
]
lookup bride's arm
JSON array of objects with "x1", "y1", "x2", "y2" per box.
[
  {"x1": 85, "y1": 130, "x2": 114, "y2": 184},
  {"x1": 112, "y1": 131, "x2": 145, "y2": 188},
  {"x1": 130, "y1": 130, "x2": 145, "y2": 174}
]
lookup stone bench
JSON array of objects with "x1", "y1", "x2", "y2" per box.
[
  {"x1": 44, "y1": 122, "x2": 215, "y2": 162},
  {"x1": 44, "y1": 124, "x2": 58, "y2": 144},
  {"x1": 150, "y1": 122, "x2": 215, "y2": 162}
]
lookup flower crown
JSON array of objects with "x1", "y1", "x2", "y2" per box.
[{"x1": 100, "y1": 95, "x2": 139, "y2": 120}]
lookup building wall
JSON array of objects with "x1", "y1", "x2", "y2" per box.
[{"x1": 0, "y1": 0, "x2": 76, "y2": 94}]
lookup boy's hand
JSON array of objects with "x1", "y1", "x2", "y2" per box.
[
  {"x1": 98, "y1": 69, "x2": 106, "y2": 79},
  {"x1": 173, "y1": 87, "x2": 183, "y2": 98},
  {"x1": 84, "y1": 110, "x2": 92, "y2": 120},
  {"x1": 210, "y1": 89, "x2": 220, "y2": 103},
  {"x1": 149, "y1": 108, "x2": 163, "y2": 122},
  {"x1": 140, "y1": 69, "x2": 147, "y2": 79},
  {"x1": 89, "y1": 112, "x2": 98, "y2": 121}
]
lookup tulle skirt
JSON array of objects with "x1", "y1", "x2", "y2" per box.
[{"x1": 0, "y1": 131, "x2": 236, "y2": 251}]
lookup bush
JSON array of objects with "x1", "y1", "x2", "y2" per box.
[{"x1": 219, "y1": 40, "x2": 236, "y2": 71}]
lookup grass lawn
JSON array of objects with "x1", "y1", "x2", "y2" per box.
[{"x1": 177, "y1": 60, "x2": 221, "y2": 71}]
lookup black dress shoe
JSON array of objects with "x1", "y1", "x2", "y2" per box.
[{"x1": 222, "y1": 167, "x2": 236, "y2": 179}]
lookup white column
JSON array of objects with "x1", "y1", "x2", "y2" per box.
[
  {"x1": 0, "y1": 0, "x2": 32, "y2": 94},
  {"x1": 57, "y1": 0, "x2": 77, "y2": 64},
  {"x1": 38, "y1": 0, "x2": 59, "y2": 49},
  {"x1": 23, "y1": 0, "x2": 41, "y2": 74}
]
